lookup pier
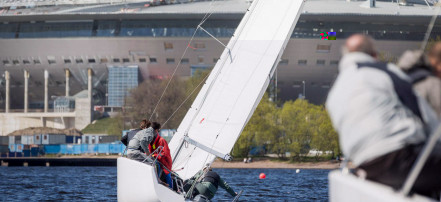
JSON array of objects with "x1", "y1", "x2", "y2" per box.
[{"x1": 0, "y1": 157, "x2": 117, "y2": 167}]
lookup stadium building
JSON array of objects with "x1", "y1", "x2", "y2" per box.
[{"x1": 0, "y1": 0, "x2": 440, "y2": 135}]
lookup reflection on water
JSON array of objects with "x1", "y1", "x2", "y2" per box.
[{"x1": 0, "y1": 167, "x2": 329, "y2": 201}]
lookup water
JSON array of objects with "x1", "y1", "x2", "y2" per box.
[{"x1": 0, "y1": 167, "x2": 330, "y2": 201}]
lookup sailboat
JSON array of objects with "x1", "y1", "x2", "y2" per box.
[{"x1": 117, "y1": 0, "x2": 305, "y2": 201}]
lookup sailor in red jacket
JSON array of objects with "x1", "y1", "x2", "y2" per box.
[{"x1": 149, "y1": 122, "x2": 173, "y2": 189}]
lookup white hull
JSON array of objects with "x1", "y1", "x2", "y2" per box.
[
  {"x1": 329, "y1": 170, "x2": 435, "y2": 202},
  {"x1": 117, "y1": 157, "x2": 185, "y2": 202}
]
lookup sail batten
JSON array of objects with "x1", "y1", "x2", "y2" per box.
[{"x1": 169, "y1": 0, "x2": 305, "y2": 180}]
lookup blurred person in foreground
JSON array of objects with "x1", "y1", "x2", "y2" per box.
[
  {"x1": 326, "y1": 34, "x2": 441, "y2": 197},
  {"x1": 398, "y1": 50, "x2": 441, "y2": 118}
]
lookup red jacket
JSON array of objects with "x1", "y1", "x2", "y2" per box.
[{"x1": 149, "y1": 133, "x2": 172, "y2": 175}]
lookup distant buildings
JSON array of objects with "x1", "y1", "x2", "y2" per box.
[{"x1": 0, "y1": 0, "x2": 440, "y2": 135}]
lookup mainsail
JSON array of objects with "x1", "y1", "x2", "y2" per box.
[{"x1": 168, "y1": 0, "x2": 305, "y2": 180}]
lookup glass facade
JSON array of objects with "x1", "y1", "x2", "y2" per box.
[
  {"x1": 0, "y1": 18, "x2": 439, "y2": 41},
  {"x1": 107, "y1": 66, "x2": 139, "y2": 107}
]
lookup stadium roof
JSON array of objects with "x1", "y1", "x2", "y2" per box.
[{"x1": 0, "y1": 0, "x2": 439, "y2": 18}]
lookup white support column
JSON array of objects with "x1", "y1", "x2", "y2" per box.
[
  {"x1": 65, "y1": 69, "x2": 70, "y2": 97},
  {"x1": 88, "y1": 68, "x2": 92, "y2": 101},
  {"x1": 44, "y1": 70, "x2": 49, "y2": 113},
  {"x1": 88, "y1": 68, "x2": 93, "y2": 121},
  {"x1": 24, "y1": 70, "x2": 29, "y2": 113},
  {"x1": 5, "y1": 71, "x2": 10, "y2": 113}
]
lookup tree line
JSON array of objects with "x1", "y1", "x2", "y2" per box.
[{"x1": 125, "y1": 70, "x2": 340, "y2": 159}]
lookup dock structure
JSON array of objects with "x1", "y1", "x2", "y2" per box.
[{"x1": 0, "y1": 157, "x2": 117, "y2": 167}]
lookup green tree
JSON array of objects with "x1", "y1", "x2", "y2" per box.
[{"x1": 125, "y1": 70, "x2": 210, "y2": 129}]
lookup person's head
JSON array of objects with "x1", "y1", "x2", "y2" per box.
[
  {"x1": 140, "y1": 119, "x2": 151, "y2": 129},
  {"x1": 152, "y1": 122, "x2": 161, "y2": 132},
  {"x1": 342, "y1": 34, "x2": 377, "y2": 58},
  {"x1": 427, "y1": 42, "x2": 441, "y2": 77}
]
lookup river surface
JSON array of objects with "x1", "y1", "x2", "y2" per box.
[{"x1": 0, "y1": 167, "x2": 330, "y2": 201}]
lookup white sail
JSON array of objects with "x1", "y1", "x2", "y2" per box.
[{"x1": 168, "y1": 0, "x2": 305, "y2": 180}]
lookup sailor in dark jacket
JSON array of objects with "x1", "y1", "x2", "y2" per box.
[
  {"x1": 121, "y1": 119, "x2": 151, "y2": 151},
  {"x1": 185, "y1": 166, "x2": 237, "y2": 200}
]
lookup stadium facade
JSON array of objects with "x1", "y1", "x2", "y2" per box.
[{"x1": 0, "y1": 0, "x2": 440, "y2": 135}]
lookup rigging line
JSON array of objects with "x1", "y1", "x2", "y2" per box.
[
  {"x1": 172, "y1": 0, "x2": 259, "y2": 164},
  {"x1": 421, "y1": 3, "x2": 441, "y2": 51},
  {"x1": 162, "y1": 71, "x2": 211, "y2": 128},
  {"x1": 148, "y1": 29, "x2": 199, "y2": 121},
  {"x1": 148, "y1": 1, "x2": 217, "y2": 121},
  {"x1": 199, "y1": 25, "x2": 228, "y2": 49}
]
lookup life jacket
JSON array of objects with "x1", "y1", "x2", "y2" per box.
[
  {"x1": 407, "y1": 68, "x2": 433, "y2": 85},
  {"x1": 150, "y1": 134, "x2": 160, "y2": 151},
  {"x1": 203, "y1": 171, "x2": 220, "y2": 189},
  {"x1": 357, "y1": 62, "x2": 423, "y2": 121}
]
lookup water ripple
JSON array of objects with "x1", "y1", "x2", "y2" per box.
[{"x1": 0, "y1": 167, "x2": 330, "y2": 201}]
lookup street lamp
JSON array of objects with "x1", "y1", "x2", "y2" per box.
[{"x1": 302, "y1": 80, "x2": 306, "y2": 99}]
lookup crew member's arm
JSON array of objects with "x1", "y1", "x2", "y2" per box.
[
  {"x1": 219, "y1": 178, "x2": 237, "y2": 197},
  {"x1": 155, "y1": 138, "x2": 169, "y2": 161},
  {"x1": 140, "y1": 137, "x2": 150, "y2": 155}
]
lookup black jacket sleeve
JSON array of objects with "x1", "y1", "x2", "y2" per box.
[{"x1": 121, "y1": 134, "x2": 128, "y2": 146}]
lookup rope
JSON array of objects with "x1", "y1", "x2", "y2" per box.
[
  {"x1": 162, "y1": 72, "x2": 211, "y2": 128},
  {"x1": 174, "y1": 0, "x2": 260, "y2": 175},
  {"x1": 420, "y1": 2, "x2": 441, "y2": 51},
  {"x1": 148, "y1": 0, "x2": 217, "y2": 121}
]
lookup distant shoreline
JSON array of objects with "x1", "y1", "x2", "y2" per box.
[
  {"x1": 1, "y1": 156, "x2": 344, "y2": 169},
  {"x1": 211, "y1": 159, "x2": 341, "y2": 169}
]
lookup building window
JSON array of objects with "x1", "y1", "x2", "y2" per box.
[
  {"x1": 64, "y1": 59, "x2": 71, "y2": 64},
  {"x1": 213, "y1": 58, "x2": 219, "y2": 63},
  {"x1": 292, "y1": 81, "x2": 302, "y2": 88},
  {"x1": 279, "y1": 59, "x2": 289, "y2": 65},
  {"x1": 198, "y1": 56, "x2": 204, "y2": 64},
  {"x1": 122, "y1": 58, "x2": 130, "y2": 63},
  {"x1": 298, "y1": 60, "x2": 307, "y2": 65},
  {"x1": 48, "y1": 56, "x2": 56, "y2": 64},
  {"x1": 164, "y1": 42, "x2": 173, "y2": 50},
  {"x1": 88, "y1": 58, "x2": 96, "y2": 63},
  {"x1": 100, "y1": 58, "x2": 108, "y2": 63},
  {"x1": 36, "y1": 136, "x2": 40, "y2": 140},
  {"x1": 321, "y1": 82, "x2": 331, "y2": 89},
  {"x1": 330, "y1": 60, "x2": 339, "y2": 65},
  {"x1": 23, "y1": 59, "x2": 30, "y2": 64},
  {"x1": 181, "y1": 58, "x2": 189, "y2": 64},
  {"x1": 150, "y1": 57, "x2": 157, "y2": 64},
  {"x1": 76, "y1": 58, "x2": 83, "y2": 64},
  {"x1": 166, "y1": 58, "x2": 175, "y2": 64},
  {"x1": 139, "y1": 58, "x2": 147, "y2": 63},
  {"x1": 2, "y1": 60, "x2": 10, "y2": 65},
  {"x1": 316, "y1": 44, "x2": 331, "y2": 53},
  {"x1": 317, "y1": 60, "x2": 325, "y2": 65},
  {"x1": 113, "y1": 58, "x2": 120, "y2": 63},
  {"x1": 12, "y1": 59, "x2": 20, "y2": 65},
  {"x1": 33, "y1": 59, "x2": 41, "y2": 64},
  {"x1": 194, "y1": 43, "x2": 206, "y2": 49},
  {"x1": 44, "y1": 135, "x2": 47, "y2": 140}
]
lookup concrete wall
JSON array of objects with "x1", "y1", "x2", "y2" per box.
[
  {"x1": 0, "y1": 114, "x2": 78, "y2": 136},
  {"x1": 74, "y1": 97, "x2": 92, "y2": 130}
]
